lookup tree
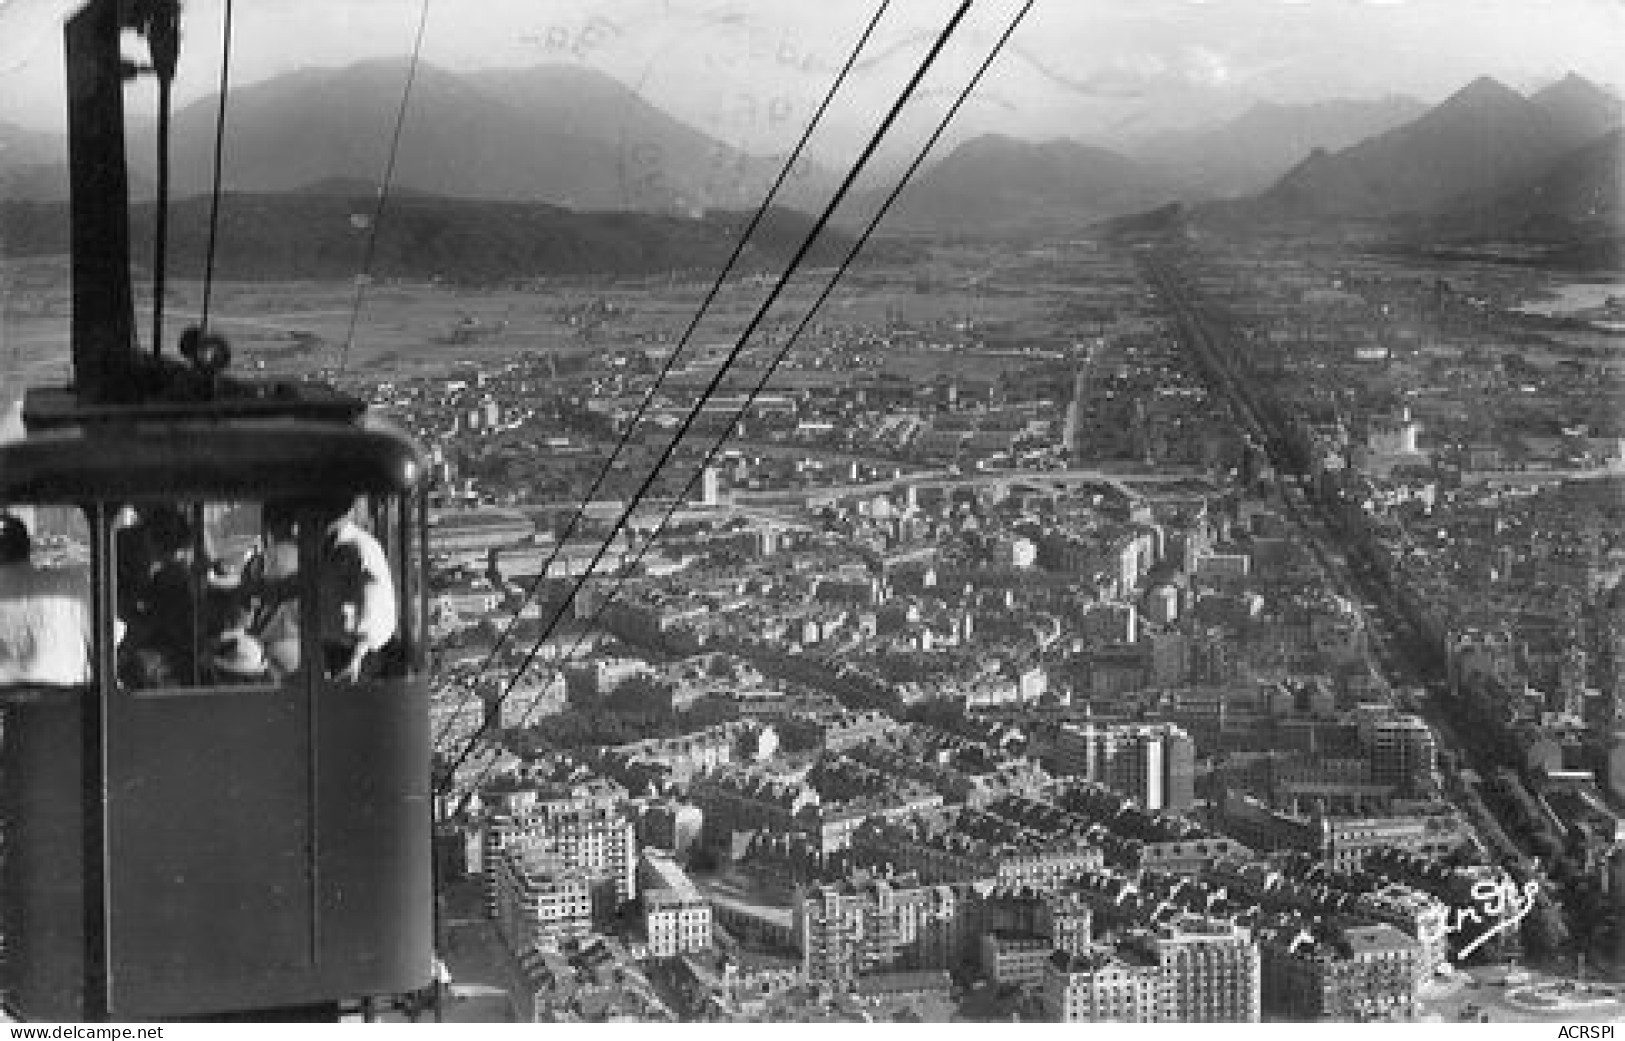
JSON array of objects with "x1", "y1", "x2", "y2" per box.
[{"x1": 1521, "y1": 896, "x2": 1573, "y2": 954}]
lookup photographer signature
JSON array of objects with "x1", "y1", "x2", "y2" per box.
[{"x1": 1419, "y1": 877, "x2": 1541, "y2": 962}]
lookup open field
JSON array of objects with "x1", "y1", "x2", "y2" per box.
[{"x1": 3, "y1": 245, "x2": 1074, "y2": 396}]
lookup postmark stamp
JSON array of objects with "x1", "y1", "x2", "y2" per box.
[{"x1": 516, "y1": 2, "x2": 830, "y2": 213}]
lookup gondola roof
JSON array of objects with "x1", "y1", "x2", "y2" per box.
[{"x1": 1, "y1": 385, "x2": 422, "y2": 503}]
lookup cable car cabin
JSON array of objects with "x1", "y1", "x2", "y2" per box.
[{"x1": 0, "y1": 384, "x2": 433, "y2": 1020}]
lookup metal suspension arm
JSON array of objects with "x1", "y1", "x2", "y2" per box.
[{"x1": 64, "y1": 0, "x2": 136, "y2": 400}]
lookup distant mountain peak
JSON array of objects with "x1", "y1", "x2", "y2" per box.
[
  {"x1": 1538, "y1": 71, "x2": 1612, "y2": 95},
  {"x1": 134, "y1": 58, "x2": 797, "y2": 211},
  {"x1": 1444, "y1": 75, "x2": 1527, "y2": 108},
  {"x1": 1248, "y1": 70, "x2": 1624, "y2": 225},
  {"x1": 1531, "y1": 71, "x2": 1618, "y2": 106},
  {"x1": 1527, "y1": 72, "x2": 1618, "y2": 112},
  {"x1": 1528, "y1": 71, "x2": 1623, "y2": 141},
  {"x1": 1128, "y1": 94, "x2": 1428, "y2": 198},
  {"x1": 952, "y1": 132, "x2": 1045, "y2": 155},
  {"x1": 873, "y1": 131, "x2": 1166, "y2": 233}
]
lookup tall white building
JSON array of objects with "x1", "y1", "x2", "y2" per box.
[
  {"x1": 1042, "y1": 948, "x2": 1160, "y2": 1023},
  {"x1": 638, "y1": 850, "x2": 712, "y2": 958},
  {"x1": 700, "y1": 466, "x2": 723, "y2": 507},
  {"x1": 1130, "y1": 917, "x2": 1260, "y2": 1023},
  {"x1": 1046, "y1": 722, "x2": 1196, "y2": 811},
  {"x1": 492, "y1": 843, "x2": 593, "y2": 953},
  {"x1": 483, "y1": 786, "x2": 637, "y2": 922}
]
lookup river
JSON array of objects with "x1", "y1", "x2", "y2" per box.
[{"x1": 1514, "y1": 281, "x2": 1625, "y2": 318}]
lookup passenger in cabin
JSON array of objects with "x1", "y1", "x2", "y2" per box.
[
  {"x1": 310, "y1": 495, "x2": 397, "y2": 682},
  {"x1": 0, "y1": 514, "x2": 93, "y2": 687},
  {"x1": 237, "y1": 501, "x2": 303, "y2": 677},
  {"x1": 116, "y1": 504, "x2": 199, "y2": 687},
  {"x1": 209, "y1": 628, "x2": 270, "y2": 684}
]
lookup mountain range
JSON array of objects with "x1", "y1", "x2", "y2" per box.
[
  {"x1": 1260, "y1": 74, "x2": 1621, "y2": 220},
  {"x1": 876, "y1": 74, "x2": 1619, "y2": 245},
  {"x1": 1425, "y1": 127, "x2": 1622, "y2": 243},
  {"x1": 1, "y1": 61, "x2": 823, "y2": 213},
  {"x1": 2, "y1": 61, "x2": 1620, "y2": 267},
  {"x1": 1131, "y1": 95, "x2": 1430, "y2": 198},
  {"x1": 1112, "y1": 71, "x2": 1621, "y2": 266},
  {"x1": 170, "y1": 59, "x2": 814, "y2": 212},
  {"x1": 868, "y1": 134, "x2": 1173, "y2": 235}
]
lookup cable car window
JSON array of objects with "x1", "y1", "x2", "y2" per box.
[
  {"x1": 115, "y1": 499, "x2": 296, "y2": 691},
  {"x1": 0, "y1": 507, "x2": 94, "y2": 691}
]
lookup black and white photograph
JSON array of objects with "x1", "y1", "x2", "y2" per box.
[{"x1": 0, "y1": 0, "x2": 1623, "y2": 1025}]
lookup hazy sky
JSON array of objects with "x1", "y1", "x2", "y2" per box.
[{"x1": 1, "y1": 0, "x2": 1622, "y2": 156}]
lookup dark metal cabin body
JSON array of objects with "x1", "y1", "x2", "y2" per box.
[{"x1": 0, "y1": 403, "x2": 432, "y2": 1020}]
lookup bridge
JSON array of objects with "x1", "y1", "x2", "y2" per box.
[{"x1": 730, "y1": 466, "x2": 1216, "y2": 509}]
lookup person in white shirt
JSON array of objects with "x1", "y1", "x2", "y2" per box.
[
  {"x1": 0, "y1": 514, "x2": 92, "y2": 688},
  {"x1": 311, "y1": 497, "x2": 397, "y2": 682}
]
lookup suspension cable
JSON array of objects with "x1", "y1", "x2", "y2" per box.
[
  {"x1": 197, "y1": 0, "x2": 232, "y2": 334},
  {"x1": 437, "y1": 0, "x2": 976, "y2": 799},
  {"x1": 457, "y1": 0, "x2": 1036, "y2": 796},
  {"x1": 430, "y1": 0, "x2": 895, "y2": 753},
  {"x1": 338, "y1": 0, "x2": 433, "y2": 374}
]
